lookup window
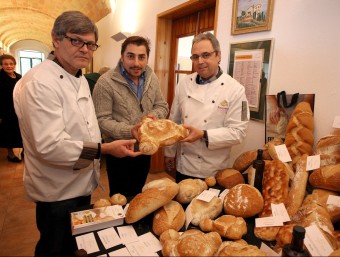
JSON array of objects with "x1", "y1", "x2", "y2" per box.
[{"x1": 19, "y1": 50, "x2": 44, "y2": 75}]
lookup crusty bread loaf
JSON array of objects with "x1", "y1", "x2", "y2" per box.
[
  {"x1": 215, "y1": 240, "x2": 267, "y2": 257},
  {"x1": 199, "y1": 215, "x2": 247, "y2": 240},
  {"x1": 110, "y1": 193, "x2": 127, "y2": 206},
  {"x1": 275, "y1": 224, "x2": 295, "y2": 249},
  {"x1": 161, "y1": 229, "x2": 222, "y2": 257},
  {"x1": 175, "y1": 178, "x2": 208, "y2": 204},
  {"x1": 189, "y1": 196, "x2": 223, "y2": 226},
  {"x1": 314, "y1": 135, "x2": 340, "y2": 166},
  {"x1": 286, "y1": 154, "x2": 309, "y2": 216},
  {"x1": 125, "y1": 178, "x2": 179, "y2": 224},
  {"x1": 138, "y1": 117, "x2": 189, "y2": 155},
  {"x1": 232, "y1": 150, "x2": 257, "y2": 172},
  {"x1": 93, "y1": 198, "x2": 111, "y2": 208},
  {"x1": 309, "y1": 164, "x2": 340, "y2": 192},
  {"x1": 152, "y1": 200, "x2": 185, "y2": 236},
  {"x1": 223, "y1": 184, "x2": 264, "y2": 218},
  {"x1": 215, "y1": 168, "x2": 245, "y2": 189},
  {"x1": 302, "y1": 189, "x2": 340, "y2": 224},
  {"x1": 284, "y1": 101, "x2": 314, "y2": 166},
  {"x1": 263, "y1": 137, "x2": 284, "y2": 160},
  {"x1": 254, "y1": 160, "x2": 290, "y2": 241}
]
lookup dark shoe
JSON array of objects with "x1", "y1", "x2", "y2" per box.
[
  {"x1": 7, "y1": 156, "x2": 22, "y2": 163},
  {"x1": 21, "y1": 151, "x2": 24, "y2": 159}
]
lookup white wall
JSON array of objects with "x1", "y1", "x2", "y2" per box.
[{"x1": 95, "y1": 0, "x2": 340, "y2": 165}]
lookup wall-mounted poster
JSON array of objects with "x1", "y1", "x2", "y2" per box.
[
  {"x1": 228, "y1": 39, "x2": 274, "y2": 121},
  {"x1": 231, "y1": 0, "x2": 274, "y2": 35}
]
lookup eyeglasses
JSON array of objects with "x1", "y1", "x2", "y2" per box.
[
  {"x1": 64, "y1": 35, "x2": 99, "y2": 51},
  {"x1": 190, "y1": 51, "x2": 216, "y2": 61}
]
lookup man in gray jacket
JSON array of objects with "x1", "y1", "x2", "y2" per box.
[{"x1": 93, "y1": 36, "x2": 169, "y2": 197}]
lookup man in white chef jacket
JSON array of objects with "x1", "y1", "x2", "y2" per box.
[{"x1": 164, "y1": 32, "x2": 250, "y2": 182}]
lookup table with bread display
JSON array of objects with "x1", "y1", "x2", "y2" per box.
[{"x1": 72, "y1": 107, "x2": 340, "y2": 257}]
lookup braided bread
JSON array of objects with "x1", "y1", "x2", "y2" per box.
[{"x1": 284, "y1": 102, "x2": 314, "y2": 165}]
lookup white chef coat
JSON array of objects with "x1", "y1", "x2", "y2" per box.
[
  {"x1": 13, "y1": 59, "x2": 101, "y2": 202},
  {"x1": 164, "y1": 72, "x2": 249, "y2": 178}
]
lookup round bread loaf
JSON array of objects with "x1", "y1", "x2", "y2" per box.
[
  {"x1": 232, "y1": 150, "x2": 257, "y2": 172},
  {"x1": 223, "y1": 184, "x2": 264, "y2": 218},
  {"x1": 110, "y1": 193, "x2": 127, "y2": 206},
  {"x1": 93, "y1": 198, "x2": 111, "y2": 208},
  {"x1": 205, "y1": 176, "x2": 216, "y2": 187},
  {"x1": 216, "y1": 168, "x2": 244, "y2": 189},
  {"x1": 152, "y1": 200, "x2": 185, "y2": 236}
]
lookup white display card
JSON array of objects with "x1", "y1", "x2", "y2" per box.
[
  {"x1": 274, "y1": 144, "x2": 292, "y2": 163},
  {"x1": 117, "y1": 225, "x2": 138, "y2": 244},
  {"x1": 271, "y1": 203, "x2": 291, "y2": 222},
  {"x1": 255, "y1": 216, "x2": 283, "y2": 227},
  {"x1": 306, "y1": 155, "x2": 320, "y2": 171},
  {"x1": 75, "y1": 232, "x2": 100, "y2": 254},
  {"x1": 332, "y1": 116, "x2": 340, "y2": 128},
  {"x1": 196, "y1": 190, "x2": 216, "y2": 202},
  {"x1": 304, "y1": 225, "x2": 333, "y2": 257},
  {"x1": 97, "y1": 227, "x2": 122, "y2": 249},
  {"x1": 327, "y1": 195, "x2": 340, "y2": 207},
  {"x1": 260, "y1": 242, "x2": 280, "y2": 256},
  {"x1": 108, "y1": 247, "x2": 131, "y2": 256}
]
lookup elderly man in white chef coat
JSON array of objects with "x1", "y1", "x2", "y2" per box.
[{"x1": 164, "y1": 32, "x2": 250, "y2": 182}]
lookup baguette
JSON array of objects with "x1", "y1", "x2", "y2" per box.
[{"x1": 286, "y1": 154, "x2": 309, "y2": 216}]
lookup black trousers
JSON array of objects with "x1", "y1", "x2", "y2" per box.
[
  {"x1": 35, "y1": 195, "x2": 91, "y2": 257},
  {"x1": 106, "y1": 155, "x2": 151, "y2": 197}
]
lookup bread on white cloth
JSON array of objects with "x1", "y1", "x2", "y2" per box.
[
  {"x1": 199, "y1": 215, "x2": 247, "y2": 240},
  {"x1": 125, "y1": 178, "x2": 179, "y2": 224},
  {"x1": 138, "y1": 117, "x2": 188, "y2": 155},
  {"x1": 175, "y1": 178, "x2": 208, "y2": 204},
  {"x1": 152, "y1": 200, "x2": 185, "y2": 236},
  {"x1": 309, "y1": 164, "x2": 340, "y2": 192},
  {"x1": 223, "y1": 184, "x2": 263, "y2": 218},
  {"x1": 160, "y1": 229, "x2": 222, "y2": 257},
  {"x1": 188, "y1": 196, "x2": 223, "y2": 226}
]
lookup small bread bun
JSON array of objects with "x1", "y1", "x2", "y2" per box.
[
  {"x1": 93, "y1": 198, "x2": 111, "y2": 208},
  {"x1": 216, "y1": 168, "x2": 244, "y2": 189},
  {"x1": 223, "y1": 184, "x2": 264, "y2": 218},
  {"x1": 110, "y1": 193, "x2": 127, "y2": 206},
  {"x1": 205, "y1": 176, "x2": 216, "y2": 187}
]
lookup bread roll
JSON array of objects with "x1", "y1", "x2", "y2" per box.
[
  {"x1": 223, "y1": 184, "x2": 264, "y2": 218},
  {"x1": 152, "y1": 200, "x2": 185, "y2": 236},
  {"x1": 125, "y1": 178, "x2": 179, "y2": 224},
  {"x1": 160, "y1": 229, "x2": 180, "y2": 257},
  {"x1": 165, "y1": 229, "x2": 222, "y2": 257},
  {"x1": 284, "y1": 101, "x2": 314, "y2": 166},
  {"x1": 314, "y1": 135, "x2": 340, "y2": 166},
  {"x1": 254, "y1": 160, "x2": 289, "y2": 241},
  {"x1": 189, "y1": 196, "x2": 223, "y2": 226},
  {"x1": 138, "y1": 117, "x2": 189, "y2": 155},
  {"x1": 232, "y1": 150, "x2": 257, "y2": 172},
  {"x1": 309, "y1": 164, "x2": 340, "y2": 192},
  {"x1": 93, "y1": 198, "x2": 111, "y2": 208},
  {"x1": 205, "y1": 176, "x2": 216, "y2": 187},
  {"x1": 175, "y1": 178, "x2": 208, "y2": 204},
  {"x1": 110, "y1": 193, "x2": 127, "y2": 206},
  {"x1": 286, "y1": 154, "x2": 309, "y2": 216},
  {"x1": 199, "y1": 215, "x2": 247, "y2": 240},
  {"x1": 215, "y1": 240, "x2": 267, "y2": 257},
  {"x1": 215, "y1": 168, "x2": 245, "y2": 189}
]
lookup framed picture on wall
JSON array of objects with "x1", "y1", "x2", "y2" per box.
[
  {"x1": 228, "y1": 39, "x2": 274, "y2": 121},
  {"x1": 231, "y1": 0, "x2": 274, "y2": 35}
]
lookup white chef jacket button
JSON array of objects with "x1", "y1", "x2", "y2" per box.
[
  {"x1": 87, "y1": 121, "x2": 89, "y2": 125},
  {"x1": 60, "y1": 75, "x2": 63, "y2": 79},
  {"x1": 181, "y1": 152, "x2": 184, "y2": 155},
  {"x1": 198, "y1": 156, "x2": 201, "y2": 159},
  {"x1": 185, "y1": 115, "x2": 188, "y2": 118},
  {"x1": 212, "y1": 100, "x2": 215, "y2": 103},
  {"x1": 188, "y1": 96, "x2": 191, "y2": 98},
  {"x1": 221, "y1": 83, "x2": 224, "y2": 85},
  {"x1": 204, "y1": 120, "x2": 207, "y2": 123}
]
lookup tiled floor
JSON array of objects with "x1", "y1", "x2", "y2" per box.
[{"x1": 0, "y1": 148, "x2": 172, "y2": 256}]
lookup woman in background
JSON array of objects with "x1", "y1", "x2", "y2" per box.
[{"x1": 0, "y1": 54, "x2": 23, "y2": 162}]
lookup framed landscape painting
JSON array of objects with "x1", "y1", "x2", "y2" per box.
[{"x1": 231, "y1": 0, "x2": 274, "y2": 35}]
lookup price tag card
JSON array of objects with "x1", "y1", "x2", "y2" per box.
[
  {"x1": 260, "y1": 242, "x2": 280, "y2": 256},
  {"x1": 98, "y1": 227, "x2": 122, "y2": 249},
  {"x1": 274, "y1": 144, "x2": 292, "y2": 163},
  {"x1": 306, "y1": 155, "x2": 320, "y2": 171},
  {"x1": 108, "y1": 247, "x2": 131, "y2": 256},
  {"x1": 208, "y1": 187, "x2": 220, "y2": 197},
  {"x1": 305, "y1": 225, "x2": 333, "y2": 256},
  {"x1": 219, "y1": 189, "x2": 229, "y2": 201},
  {"x1": 327, "y1": 195, "x2": 340, "y2": 207},
  {"x1": 123, "y1": 203, "x2": 129, "y2": 215},
  {"x1": 196, "y1": 190, "x2": 216, "y2": 202},
  {"x1": 137, "y1": 232, "x2": 162, "y2": 253},
  {"x1": 75, "y1": 232, "x2": 100, "y2": 254},
  {"x1": 255, "y1": 216, "x2": 283, "y2": 227},
  {"x1": 332, "y1": 116, "x2": 340, "y2": 128},
  {"x1": 117, "y1": 225, "x2": 138, "y2": 244},
  {"x1": 271, "y1": 203, "x2": 291, "y2": 222}
]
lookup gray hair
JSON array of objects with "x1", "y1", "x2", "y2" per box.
[
  {"x1": 52, "y1": 11, "x2": 98, "y2": 42},
  {"x1": 192, "y1": 32, "x2": 220, "y2": 52}
]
